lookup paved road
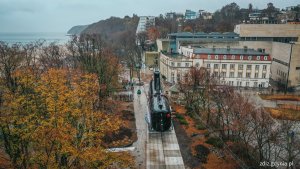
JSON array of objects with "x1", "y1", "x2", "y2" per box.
[{"x1": 132, "y1": 85, "x2": 148, "y2": 169}]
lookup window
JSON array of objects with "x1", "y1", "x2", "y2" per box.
[
  {"x1": 171, "y1": 73, "x2": 175, "y2": 83},
  {"x1": 238, "y1": 72, "x2": 243, "y2": 78},
  {"x1": 207, "y1": 64, "x2": 211, "y2": 68},
  {"x1": 264, "y1": 56, "x2": 268, "y2": 60},
  {"x1": 230, "y1": 64, "x2": 235, "y2": 69},
  {"x1": 196, "y1": 62, "x2": 200, "y2": 67},
  {"x1": 177, "y1": 63, "x2": 181, "y2": 67},
  {"x1": 240, "y1": 55, "x2": 244, "y2": 60},
  {"x1": 255, "y1": 73, "x2": 258, "y2": 78},
  {"x1": 214, "y1": 64, "x2": 219, "y2": 69},
  {"x1": 184, "y1": 74, "x2": 188, "y2": 83},
  {"x1": 208, "y1": 55, "x2": 211, "y2": 59},
  {"x1": 256, "y1": 56, "x2": 261, "y2": 60},
  {"x1": 263, "y1": 65, "x2": 267, "y2": 70},
  {"x1": 238, "y1": 64, "x2": 243, "y2": 70},
  {"x1": 262, "y1": 73, "x2": 266, "y2": 78},
  {"x1": 246, "y1": 73, "x2": 251, "y2": 78},
  {"x1": 248, "y1": 56, "x2": 252, "y2": 60},
  {"x1": 231, "y1": 55, "x2": 236, "y2": 59},
  {"x1": 215, "y1": 55, "x2": 219, "y2": 59},
  {"x1": 171, "y1": 62, "x2": 175, "y2": 67},
  {"x1": 255, "y1": 65, "x2": 259, "y2": 70},
  {"x1": 223, "y1": 55, "x2": 227, "y2": 60},
  {"x1": 222, "y1": 64, "x2": 227, "y2": 69},
  {"x1": 261, "y1": 82, "x2": 265, "y2": 87},
  {"x1": 230, "y1": 72, "x2": 234, "y2": 77},
  {"x1": 221, "y1": 72, "x2": 226, "y2": 77},
  {"x1": 246, "y1": 82, "x2": 249, "y2": 87},
  {"x1": 214, "y1": 71, "x2": 219, "y2": 77},
  {"x1": 177, "y1": 73, "x2": 181, "y2": 81},
  {"x1": 185, "y1": 63, "x2": 190, "y2": 67},
  {"x1": 247, "y1": 65, "x2": 252, "y2": 70},
  {"x1": 254, "y1": 82, "x2": 258, "y2": 87}
]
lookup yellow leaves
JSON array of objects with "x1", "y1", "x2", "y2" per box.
[{"x1": 0, "y1": 67, "x2": 132, "y2": 168}]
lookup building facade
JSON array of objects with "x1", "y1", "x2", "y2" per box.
[
  {"x1": 166, "y1": 32, "x2": 239, "y2": 53},
  {"x1": 235, "y1": 24, "x2": 300, "y2": 88},
  {"x1": 185, "y1": 10, "x2": 197, "y2": 20},
  {"x1": 160, "y1": 46, "x2": 271, "y2": 88},
  {"x1": 136, "y1": 16, "x2": 155, "y2": 34}
]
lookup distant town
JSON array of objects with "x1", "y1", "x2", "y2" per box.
[{"x1": 0, "y1": 2, "x2": 300, "y2": 169}]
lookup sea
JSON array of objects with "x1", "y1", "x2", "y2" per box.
[{"x1": 0, "y1": 32, "x2": 70, "y2": 44}]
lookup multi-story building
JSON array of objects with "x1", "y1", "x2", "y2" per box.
[
  {"x1": 165, "y1": 12, "x2": 176, "y2": 19},
  {"x1": 158, "y1": 32, "x2": 239, "y2": 53},
  {"x1": 185, "y1": 10, "x2": 197, "y2": 20},
  {"x1": 160, "y1": 46, "x2": 271, "y2": 88},
  {"x1": 234, "y1": 24, "x2": 300, "y2": 89},
  {"x1": 136, "y1": 16, "x2": 155, "y2": 34}
]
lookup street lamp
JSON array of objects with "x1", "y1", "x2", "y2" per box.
[{"x1": 285, "y1": 42, "x2": 295, "y2": 94}]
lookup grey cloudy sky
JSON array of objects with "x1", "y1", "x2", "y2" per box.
[{"x1": 0, "y1": 0, "x2": 299, "y2": 33}]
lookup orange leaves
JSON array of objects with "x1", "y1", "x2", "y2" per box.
[
  {"x1": 147, "y1": 27, "x2": 160, "y2": 41},
  {"x1": 0, "y1": 67, "x2": 132, "y2": 168}
]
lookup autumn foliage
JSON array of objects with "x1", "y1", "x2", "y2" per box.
[{"x1": 0, "y1": 41, "x2": 133, "y2": 168}]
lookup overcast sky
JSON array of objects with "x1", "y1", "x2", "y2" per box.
[{"x1": 0, "y1": 0, "x2": 298, "y2": 33}]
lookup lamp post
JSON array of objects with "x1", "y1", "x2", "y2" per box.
[{"x1": 285, "y1": 42, "x2": 295, "y2": 94}]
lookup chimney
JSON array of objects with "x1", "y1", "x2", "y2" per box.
[
  {"x1": 154, "y1": 70, "x2": 161, "y2": 93},
  {"x1": 227, "y1": 46, "x2": 230, "y2": 51},
  {"x1": 244, "y1": 46, "x2": 248, "y2": 52}
]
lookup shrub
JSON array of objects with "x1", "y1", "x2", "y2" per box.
[
  {"x1": 175, "y1": 114, "x2": 189, "y2": 125},
  {"x1": 179, "y1": 118, "x2": 189, "y2": 125},
  {"x1": 196, "y1": 123, "x2": 206, "y2": 130},
  {"x1": 194, "y1": 145, "x2": 210, "y2": 163},
  {"x1": 205, "y1": 137, "x2": 224, "y2": 148},
  {"x1": 175, "y1": 113, "x2": 184, "y2": 120},
  {"x1": 204, "y1": 131, "x2": 210, "y2": 138}
]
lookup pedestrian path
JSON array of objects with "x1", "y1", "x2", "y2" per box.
[{"x1": 146, "y1": 129, "x2": 185, "y2": 169}]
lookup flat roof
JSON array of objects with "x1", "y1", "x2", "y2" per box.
[
  {"x1": 168, "y1": 32, "x2": 239, "y2": 38},
  {"x1": 193, "y1": 48, "x2": 267, "y2": 55}
]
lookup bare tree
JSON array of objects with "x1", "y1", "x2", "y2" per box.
[{"x1": 0, "y1": 42, "x2": 24, "y2": 91}]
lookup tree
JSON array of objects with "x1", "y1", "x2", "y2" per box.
[
  {"x1": 249, "y1": 3, "x2": 253, "y2": 12},
  {"x1": 183, "y1": 26, "x2": 193, "y2": 32},
  {"x1": 0, "y1": 42, "x2": 133, "y2": 168},
  {"x1": 136, "y1": 31, "x2": 148, "y2": 49},
  {"x1": 0, "y1": 42, "x2": 24, "y2": 91},
  {"x1": 40, "y1": 42, "x2": 65, "y2": 70},
  {"x1": 0, "y1": 68, "x2": 133, "y2": 168},
  {"x1": 178, "y1": 67, "x2": 216, "y2": 121},
  {"x1": 147, "y1": 27, "x2": 160, "y2": 41},
  {"x1": 68, "y1": 34, "x2": 121, "y2": 101}
]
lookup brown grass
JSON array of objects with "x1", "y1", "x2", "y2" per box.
[
  {"x1": 204, "y1": 153, "x2": 238, "y2": 169},
  {"x1": 278, "y1": 104, "x2": 300, "y2": 111},
  {"x1": 259, "y1": 94, "x2": 300, "y2": 101},
  {"x1": 172, "y1": 104, "x2": 238, "y2": 169},
  {"x1": 265, "y1": 107, "x2": 300, "y2": 121}
]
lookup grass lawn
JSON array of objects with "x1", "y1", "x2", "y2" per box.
[{"x1": 259, "y1": 94, "x2": 300, "y2": 101}]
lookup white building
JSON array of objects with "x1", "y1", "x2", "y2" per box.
[
  {"x1": 136, "y1": 16, "x2": 155, "y2": 34},
  {"x1": 234, "y1": 24, "x2": 300, "y2": 88},
  {"x1": 160, "y1": 46, "x2": 272, "y2": 88}
]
